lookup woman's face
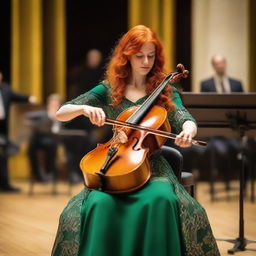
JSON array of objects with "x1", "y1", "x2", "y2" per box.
[{"x1": 129, "y1": 42, "x2": 156, "y2": 76}]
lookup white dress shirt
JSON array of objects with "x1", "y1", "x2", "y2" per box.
[{"x1": 213, "y1": 75, "x2": 231, "y2": 93}]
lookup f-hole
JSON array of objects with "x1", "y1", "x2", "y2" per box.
[{"x1": 132, "y1": 137, "x2": 141, "y2": 151}]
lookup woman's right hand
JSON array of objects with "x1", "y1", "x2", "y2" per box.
[{"x1": 83, "y1": 106, "x2": 106, "y2": 126}]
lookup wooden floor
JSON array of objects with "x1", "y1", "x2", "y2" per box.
[{"x1": 0, "y1": 180, "x2": 255, "y2": 256}]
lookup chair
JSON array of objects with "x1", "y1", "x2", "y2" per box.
[{"x1": 161, "y1": 146, "x2": 195, "y2": 197}]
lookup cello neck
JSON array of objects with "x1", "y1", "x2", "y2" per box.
[{"x1": 126, "y1": 72, "x2": 179, "y2": 125}]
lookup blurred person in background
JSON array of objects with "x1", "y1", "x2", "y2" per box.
[
  {"x1": 201, "y1": 54, "x2": 243, "y2": 93},
  {"x1": 0, "y1": 70, "x2": 37, "y2": 192},
  {"x1": 69, "y1": 48, "x2": 104, "y2": 98},
  {"x1": 25, "y1": 94, "x2": 62, "y2": 183},
  {"x1": 200, "y1": 55, "x2": 244, "y2": 200}
]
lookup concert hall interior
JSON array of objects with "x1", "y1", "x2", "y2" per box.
[{"x1": 0, "y1": 0, "x2": 256, "y2": 255}]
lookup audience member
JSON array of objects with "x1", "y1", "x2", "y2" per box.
[
  {"x1": 68, "y1": 48, "x2": 104, "y2": 98},
  {"x1": 201, "y1": 54, "x2": 243, "y2": 93},
  {"x1": 0, "y1": 70, "x2": 36, "y2": 192},
  {"x1": 25, "y1": 94, "x2": 62, "y2": 182},
  {"x1": 200, "y1": 55, "x2": 244, "y2": 199}
]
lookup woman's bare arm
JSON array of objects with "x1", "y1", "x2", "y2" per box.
[{"x1": 56, "y1": 104, "x2": 106, "y2": 126}]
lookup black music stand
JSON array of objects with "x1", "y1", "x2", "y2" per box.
[{"x1": 182, "y1": 92, "x2": 256, "y2": 254}]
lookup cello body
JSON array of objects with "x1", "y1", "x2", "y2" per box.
[{"x1": 80, "y1": 105, "x2": 170, "y2": 193}]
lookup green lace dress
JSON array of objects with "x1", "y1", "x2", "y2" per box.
[{"x1": 52, "y1": 83, "x2": 220, "y2": 256}]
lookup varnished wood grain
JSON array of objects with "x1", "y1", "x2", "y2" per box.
[{"x1": 0, "y1": 181, "x2": 255, "y2": 255}]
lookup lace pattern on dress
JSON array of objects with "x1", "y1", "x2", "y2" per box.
[
  {"x1": 150, "y1": 153, "x2": 220, "y2": 256},
  {"x1": 52, "y1": 189, "x2": 89, "y2": 256}
]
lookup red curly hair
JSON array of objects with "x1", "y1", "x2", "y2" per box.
[{"x1": 105, "y1": 25, "x2": 174, "y2": 112}]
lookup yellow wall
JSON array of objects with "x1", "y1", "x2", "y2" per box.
[{"x1": 192, "y1": 0, "x2": 249, "y2": 92}]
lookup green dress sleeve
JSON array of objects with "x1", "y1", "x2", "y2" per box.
[
  {"x1": 63, "y1": 83, "x2": 110, "y2": 107},
  {"x1": 168, "y1": 87, "x2": 196, "y2": 134}
]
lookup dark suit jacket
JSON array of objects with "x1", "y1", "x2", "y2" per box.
[
  {"x1": 0, "y1": 82, "x2": 30, "y2": 135},
  {"x1": 200, "y1": 77, "x2": 243, "y2": 92}
]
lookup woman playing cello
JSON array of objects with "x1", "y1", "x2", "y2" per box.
[{"x1": 52, "y1": 25, "x2": 220, "y2": 256}]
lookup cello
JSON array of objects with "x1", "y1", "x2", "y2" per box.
[{"x1": 80, "y1": 65, "x2": 206, "y2": 193}]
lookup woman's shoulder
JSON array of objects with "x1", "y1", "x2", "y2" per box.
[
  {"x1": 170, "y1": 86, "x2": 184, "y2": 108},
  {"x1": 170, "y1": 86, "x2": 181, "y2": 101},
  {"x1": 171, "y1": 86, "x2": 179, "y2": 95},
  {"x1": 88, "y1": 81, "x2": 111, "y2": 102}
]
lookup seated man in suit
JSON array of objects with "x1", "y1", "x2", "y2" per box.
[
  {"x1": 26, "y1": 94, "x2": 62, "y2": 182},
  {"x1": 201, "y1": 54, "x2": 243, "y2": 93},
  {"x1": 200, "y1": 55, "x2": 244, "y2": 200}
]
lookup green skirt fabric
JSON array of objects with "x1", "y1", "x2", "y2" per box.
[
  {"x1": 52, "y1": 180, "x2": 182, "y2": 256},
  {"x1": 79, "y1": 180, "x2": 182, "y2": 256},
  {"x1": 52, "y1": 154, "x2": 220, "y2": 256}
]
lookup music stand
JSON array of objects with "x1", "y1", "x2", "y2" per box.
[{"x1": 181, "y1": 92, "x2": 256, "y2": 254}]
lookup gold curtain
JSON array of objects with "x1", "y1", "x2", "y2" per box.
[
  {"x1": 10, "y1": 0, "x2": 66, "y2": 179},
  {"x1": 128, "y1": 0, "x2": 175, "y2": 72},
  {"x1": 43, "y1": 0, "x2": 66, "y2": 99},
  {"x1": 12, "y1": 0, "x2": 43, "y2": 101},
  {"x1": 12, "y1": 0, "x2": 66, "y2": 101}
]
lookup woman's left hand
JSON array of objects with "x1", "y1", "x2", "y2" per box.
[
  {"x1": 175, "y1": 130, "x2": 193, "y2": 147},
  {"x1": 175, "y1": 120, "x2": 197, "y2": 147}
]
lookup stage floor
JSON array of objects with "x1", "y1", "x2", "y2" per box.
[{"x1": 0, "y1": 181, "x2": 255, "y2": 255}]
